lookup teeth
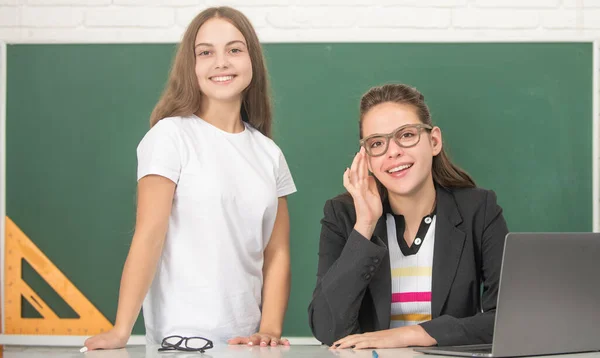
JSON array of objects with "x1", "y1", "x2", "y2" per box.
[
  {"x1": 388, "y1": 164, "x2": 412, "y2": 173},
  {"x1": 211, "y1": 75, "x2": 234, "y2": 82}
]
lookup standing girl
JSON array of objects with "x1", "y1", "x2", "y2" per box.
[{"x1": 85, "y1": 6, "x2": 296, "y2": 350}]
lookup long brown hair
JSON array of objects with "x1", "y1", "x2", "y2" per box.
[
  {"x1": 149, "y1": 7, "x2": 272, "y2": 138},
  {"x1": 359, "y1": 83, "x2": 475, "y2": 197}
]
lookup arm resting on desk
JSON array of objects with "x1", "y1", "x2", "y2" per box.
[{"x1": 308, "y1": 199, "x2": 387, "y2": 346}]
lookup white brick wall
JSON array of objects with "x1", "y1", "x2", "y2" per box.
[
  {"x1": 84, "y1": 7, "x2": 174, "y2": 27},
  {"x1": 453, "y1": 9, "x2": 539, "y2": 29},
  {"x1": 0, "y1": 0, "x2": 598, "y2": 42},
  {"x1": 360, "y1": 7, "x2": 451, "y2": 28},
  {"x1": 22, "y1": 6, "x2": 83, "y2": 27}
]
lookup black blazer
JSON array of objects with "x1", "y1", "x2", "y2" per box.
[{"x1": 308, "y1": 186, "x2": 509, "y2": 347}]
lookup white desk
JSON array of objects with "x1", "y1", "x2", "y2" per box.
[{"x1": 3, "y1": 345, "x2": 600, "y2": 358}]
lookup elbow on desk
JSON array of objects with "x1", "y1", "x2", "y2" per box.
[{"x1": 308, "y1": 303, "x2": 337, "y2": 347}]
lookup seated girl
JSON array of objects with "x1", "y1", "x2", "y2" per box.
[{"x1": 308, "y1": 83, "x2": 509, "y2": 349}]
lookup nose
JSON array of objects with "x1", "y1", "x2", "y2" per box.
[
  {"x1": 214, "y1": 51, "x2": 230, "y2": 69},
  {"x1": 386, "y1": 139, "x2": 405, "y2": 158}
]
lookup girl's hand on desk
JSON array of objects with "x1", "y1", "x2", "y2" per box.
[
  {"x1": 83, "y1": 328, "x2": 130, "y2": 351},
  {"x1": 331, "y1": 325, "x2": 436, "y2": 350},
  {"x1": 228, "y1": 333, "x2": 290, "y2": 347}
]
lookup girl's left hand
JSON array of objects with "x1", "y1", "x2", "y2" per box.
[
  {"x1": 331, "y1": 326, "x2": 435, "y2": 349},
  {"x1": 228, "y1": 333, "x2": 290, "y2": 347}
]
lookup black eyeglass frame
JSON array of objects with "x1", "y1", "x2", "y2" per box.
[{"x1": 158, "y1": 335, "x2": 214, "y2": 353}]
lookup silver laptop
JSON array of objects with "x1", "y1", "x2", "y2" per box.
[{"x1": 414, "y1": 232, "x2": 600, "y2": 357}]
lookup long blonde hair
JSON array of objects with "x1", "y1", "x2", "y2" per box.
[
  {"x1": 360, "y1": 84, "x2": 476, "y2": 196},
  {"x1": 149, "y1": 7, "x2": 272, "y2": 138}
]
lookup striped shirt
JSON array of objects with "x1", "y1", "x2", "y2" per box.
[{"x1": 387, "y1": 212, "x2": 436, "y2": 328}]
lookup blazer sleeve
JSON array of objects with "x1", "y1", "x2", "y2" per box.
[
  {"x1": 419, "y1": 190, "x2": 509, "y2": 346},
  {"x1": 308, "y1": 198, "x2": 387, "y2": 346}
]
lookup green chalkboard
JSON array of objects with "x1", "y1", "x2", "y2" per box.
[{"x1": 6, "y1": 43, "x2": 593, "y2": 337}]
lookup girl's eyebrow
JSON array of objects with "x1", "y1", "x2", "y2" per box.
[
  {"x1": 194, "y1": 40, "x2": 247, "y2": 49},
  {"x1": 365, "y1": 124, "x2": 414, "y2": 138}
]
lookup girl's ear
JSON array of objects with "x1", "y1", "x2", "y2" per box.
[{"x1": 430, "y1": 126, "x2": 443, "y2": 156}]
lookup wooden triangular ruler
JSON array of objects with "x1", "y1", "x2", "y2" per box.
[{"x1": 4, "y1": 217, "x2": 113, "y2": 335}]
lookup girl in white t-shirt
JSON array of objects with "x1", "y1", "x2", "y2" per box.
[{"x1": 84, "y1": 6, "x2": 296, "y2": 351}]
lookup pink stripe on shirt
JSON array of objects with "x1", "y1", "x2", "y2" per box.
[{"x1": 391, "y1": 292, "x2": 432, "y2": 303}]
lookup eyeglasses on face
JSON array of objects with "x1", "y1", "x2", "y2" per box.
[
  {"x1": 158, "y1": 335, "x2": 214, "y2": 353},
  {"x1": 359, "y1": 123, "x2": 433, "y2": 157}
]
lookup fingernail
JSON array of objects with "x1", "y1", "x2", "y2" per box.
[
  {"x1": 248, "y1": 342, "x2": 253, "y2": 346},
  {"x1": 79, "y1": 347, "x2": 88, "y2": 353},
  {"x1": 261, "y1": 342, "x2": 267, "y2": 346}
]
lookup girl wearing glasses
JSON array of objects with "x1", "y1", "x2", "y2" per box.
[
  {"x1": 308, "y1": 84, "x2": 508, "y2": 349},
  {"x1": 83, "y1": 7, "x2": 295, "y2": 351}
]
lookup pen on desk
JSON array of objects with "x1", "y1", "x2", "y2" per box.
[{"x1": 372, "y1": 350, "x2": 379, "y2": 358}]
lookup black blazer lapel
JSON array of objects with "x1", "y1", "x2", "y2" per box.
[
  {"x1": 431, "y1": 187, "x2": 466, "y2": 318},
  {"x1": 368, "y1": 214, "x2": 392, "y2": 331}
]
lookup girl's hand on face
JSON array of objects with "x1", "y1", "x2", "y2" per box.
[{"x1": 343, "y1": 147, "x2": 382, "y2": 239}]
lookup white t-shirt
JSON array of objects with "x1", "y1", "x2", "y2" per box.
[{"x1": 136, "y1": 115, "x2": 297, "y2": 345}]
